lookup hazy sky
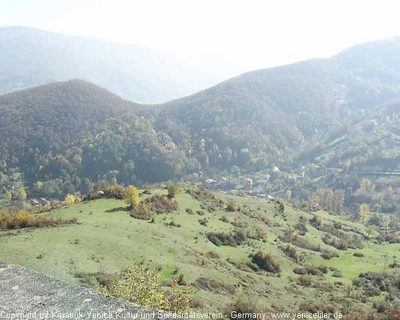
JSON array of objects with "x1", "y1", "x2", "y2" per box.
[{"x1": 2, "y1": 0, "x2": 400, "y2": 71}]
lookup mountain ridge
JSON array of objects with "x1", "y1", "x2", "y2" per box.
[
  {"x1": 0, "y1": 26, "x2": 240, "y2": 104},
  {"x1": 2, "y1": 36, "x2": 400, "y2": 199}
]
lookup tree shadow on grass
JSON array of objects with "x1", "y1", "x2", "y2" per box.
[{"x1": 105, "y1": 206, "x2": 130, "y2": 213}]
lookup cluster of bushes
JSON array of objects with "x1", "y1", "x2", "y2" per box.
[
  {"x1": 186, "y1": 188, "x2": 225, "y2": 212},
  {"x1": 293, "y1": 265, "x2": 328, "y2": 276},
  {"x1": 0, "y1": 210, "x2": 77, "y2": 230},
  {"x1": 144, "y1": 195, "x2": 178, "y2": 214},
  {"x1": 376, "y1": 232, "x2": 400, "y2": 243},
  {"x1": 294, "y1": 216, "x2": 308, "y2": 235},
  {"x1": 279, "y1": 232, "x2": 319, "y2": 252},
  {"x1": 353, "y1": 272, "x2": 400, "y2": 298},
  {"x1": 251, "y1": 251, "x2": 280, "y2": 274},
  {"x1": 322, "y1": 233, "x2": 363, "y2": 251},
  {"x1": 207, "y1": 230, "x2": 246, "y2": 247}
]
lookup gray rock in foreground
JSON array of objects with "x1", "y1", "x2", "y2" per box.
[{"x1": 0, "y1": 261, "x2": 178, "y2": 319}]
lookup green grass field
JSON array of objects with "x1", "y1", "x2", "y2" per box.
[{"x1": 0, "y1": 186, "x2": 399, "y2": 313}]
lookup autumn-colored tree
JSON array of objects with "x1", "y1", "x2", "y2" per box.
[
  {"x1": 64, "y1": 194, "x2": 76, "y2": 205},
  {"x1": 124, "y1": 185, "x2": 140, "y2": 207}
]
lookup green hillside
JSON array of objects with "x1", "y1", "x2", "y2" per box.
[{"x1": 0, "y1": 186, "x2": 399, "y2": 315}]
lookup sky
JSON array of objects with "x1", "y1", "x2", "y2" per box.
[{"x1": 2, "y1": 0, "x2": 400, "y2": 71}]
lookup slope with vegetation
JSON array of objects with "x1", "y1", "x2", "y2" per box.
[
  {"x1": 0, "y1": 185, "x2": 399, "y2": 318},
  {"x1": 2, "y1": 37, "x2": 400, "y2": 237}
]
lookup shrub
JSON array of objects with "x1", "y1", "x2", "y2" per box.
[
  {"x1": 220, "y1": 216, "x2": 229, "y2": 223},
  {"x1": 318, "y1": 265, "x2": 329, "y2": 274},
  {"x1": 332, "y1": 270, "x2": 343, "y2": 278},
  {"x1": 297, "y1": 275, "x2": 313, "y2": 286},
  {"x1": 224, "y1": 290, "x2": 263, "y2": 319},
  {"x1": 185, "y1": 208, "x2": 194, "y2": 215},
  {"x1": 283, "y1": 243, "x2": 300, "y2": 263},
  {"x1": 198, "y1": 218, "x2": 208, "y2": 226},
  {"x1": 251, "y1": 251, "x2": 280, "y2": 273},
  {"x1": 167, "y1": 183, "x2": 178, "y2": 199},
  {"x1": 226, "y1": 200, "x2": 241, "y2": 212},
  {"x1": 321, "y1": 251, "x2": 339, "y2": 260},
  {"x1": 130, "y1": 203, "x2": 152, "y2": 220},
  {"x1": 112, "y1": 266, "x2": 191, "y2": 313}
]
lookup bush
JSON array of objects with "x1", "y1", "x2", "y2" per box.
[
  {"x1": 207, "y1": 230, "x2": 247, "y2": 247},
  {"x1": 198, "y1": 218, "x2": 208, "y2": 226},
  {"x1": 251, "y1": 251, "x2": 280, "y2": 274},
  {"x1": 185, "y1": 208, "x2": 194, "y2": 215},
  {"x1": 226, "y1": 200, "x2": 241, "y2": 212},
  {"x1": 112, "y1": 266, "x2": 191, "y2": 313},
  {"x1": 297, "y1": 275, "x2": 313, "y2": 286},
  {"x1": 332, "y1": 270, "x2": 343, "y2": 278},
  {"x1": 130, "y1": 203, "x2": 152, "y2": 220},
  {"x1": 167, "y1": 183, "x2": 178, "y2": 199},
  {"x1": 224, "y1": 290, "x2": 263, "y2": 319},
  {"x1": 320, "y1": 251, "x2": 339, "y2": 260}
]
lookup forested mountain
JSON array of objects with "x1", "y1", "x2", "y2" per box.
[
  {"x1": 2, "y1": 37, "x2": 400, "y2": 199},
  {"x1": 0, "y1": 27, "x2": 239, "y2": 103},
  {"x1": 0, "y1": 80, "x2": 188, "y2": 197}
]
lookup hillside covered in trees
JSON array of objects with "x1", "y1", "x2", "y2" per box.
[{"x1": 2, "y1": 37, "x2": 400, "y2": 204}]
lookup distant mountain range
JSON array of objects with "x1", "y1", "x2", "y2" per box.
[
  {"x1": 2, "y1": 36, "x2": 400, "y2": 198},
  {"x1": 0, "y1": 26, "x2": 241, "y2": 103}
]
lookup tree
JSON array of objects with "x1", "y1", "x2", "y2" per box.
[
  {"x1": 5, "y1": 191, "x2": 12, "y2": 202},
  {"x1": 359, "y1": 203, "x2": 370, "y2": 225},
  {"x1": 167, "y1": 182, "x2": 178, "y2": 199},
  {"x1": 17, "y1": 188, "x2": 27, "y2": 201},
  {"x1": 286, "y1": 189, "x2": 292, "y2": 201},
  {"x1": 64, "y1": 194, "x2": 76, "y2": 205},
  {"x1": 333, "y1": 189, "x2": 345, "y2": 215},
  {"x1": 124, "y1": 185, "x2": 140, "y2": 207}
]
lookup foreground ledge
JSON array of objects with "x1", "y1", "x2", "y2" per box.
[{"x1": 0, "y1": 261, "x2": 181, "y2": 319}]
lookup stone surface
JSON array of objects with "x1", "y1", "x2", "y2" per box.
[{"x1": 0, "y1": 261, "x2": 176, "y2": 319}]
